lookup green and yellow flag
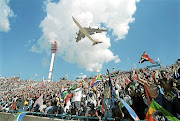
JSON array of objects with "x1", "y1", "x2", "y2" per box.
[{"x1": 145, "y1": 100, "x2": 179, "y2": 121}]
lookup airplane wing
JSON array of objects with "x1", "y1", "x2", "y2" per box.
[
  {"x1": 75, "y1": 30, "x2": 85, "y2": 42},
  {"x1": 84, "y1": 27, "x2": 108, "y2": 35}
]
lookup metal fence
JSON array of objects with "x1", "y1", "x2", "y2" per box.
[{"x1": 14, "y1": 111, "x2": 115, "y2": 121}]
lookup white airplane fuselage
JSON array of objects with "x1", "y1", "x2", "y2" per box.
[{"x1": 72, "y1": 17, "x2": 96, "y2": 43}]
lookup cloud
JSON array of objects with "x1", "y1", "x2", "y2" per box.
[
  {"x1": 0, "y1": 0, "x2": 14, "y2": 32},
  {"x1": 31, "y1": 44, "x2": 42, "y2": 53},
  {"x1": 24, "y1": 40, "x2": 31, "y2": 47},
  {"x1": 32, "y1": 0, "x2": 139, "y2": 71}
]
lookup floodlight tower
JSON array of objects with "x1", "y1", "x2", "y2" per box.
[{"x1": 48, "y1": 41, "x2": 58, "y2": 82}]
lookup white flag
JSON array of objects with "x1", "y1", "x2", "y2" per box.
[{"x1": 157, "y1": 57, "x2": 160, "y2": 62}]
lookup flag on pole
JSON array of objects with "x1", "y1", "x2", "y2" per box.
[
  {"x1": 133, "y1": 71, "x2": 138, "y2": 81},
  {"x1": 118, "y1": 101, "x2": 124, "y2": 108},
  {"x1": 125, "y1": 74, "x2": 130, "y2": 84},
  {"x1": 70, "y1": 84, "x2": 77, "y2": 90},
  {"x1": 13, "y1": 112, "x2": 27, "y2": 121},
  {"x1": 145, "y1": 100, "x2": 179, "y2": 121},
  {"x1": 157, "y1": 57, "x2": 160, "y2": 62},
  {"x1": 95, "y1": 68, "x2": 100, "y2": 72},
  {"x1": 90, "y1": 73, "x2": 102, "y2": 88},
  {"x1": 61, "y1": 90, "x2": 73, "y2": 104},
  {"x1": 110, "y1": 71, "x2": 119, "y2": 77},
  {"x1": 120, "y1": 98, "x2": 140, "y2": 121},
  {"x1": 139, "y1": 51, "x2": 158, "y2": 64},
  {"x1": 29, "y1": 86, "x2": 32, "y2": 92},
  {"x1": 101, "y1": 98, "x2": 105, "y2": 114}
]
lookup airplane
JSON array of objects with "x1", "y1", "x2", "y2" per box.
[{"x1": 72, "y1": 16, "x2": 108, "y2": 46}]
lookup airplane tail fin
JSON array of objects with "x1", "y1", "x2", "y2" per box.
[{"x1": 92, "y1": 39, "x2": 103, "y2": 46}]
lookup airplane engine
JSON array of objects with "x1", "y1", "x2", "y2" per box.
[
  {"x1": 82, "y1": 34, "x2": 85, "y2": 38},
  {"x1": 89, "y1": 32, "x2": 94, "y2": 35}
]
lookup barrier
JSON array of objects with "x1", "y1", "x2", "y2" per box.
[
  {"x1": 0, "y1": 112, "x2": 72, "y2": 121},
  {"x1": 0, "y1": 112, "x2": 114, "y2": 121},
  {"x1": 1, "y1": 111, "x2": 146, "y2": 121},
  {"x1": 27, "y1": 112, "x2": 115, "y2": 121}
]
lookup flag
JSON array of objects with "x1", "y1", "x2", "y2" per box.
[
  {"x1": 125, "y1": 75, "x2": 130, "y2": 84},
  {"x1": 157, "y1": 57, "x2": 160, "y2": 62},
  {"x1": 110, "y1": 71, "x2": 119, "y2": 77},
  {"x1": 145, "y1": 100, "x2": 179, "y2": 121},
  {"x1": 122, "y1": 82, "x2": 125, "y2": 87},
  {"x1": 21, "y1": 90, "x2": 25, "y2": 95},
  {"x1": 13, "y1": 112, "x2": 27, "y2": 121},
  {"x1": 101, "y1": 98, "x2": 105, "y2": 114},
  {"x1": 29, "y1": 86, "x2": 32, "y2": 92},
  {"x1": 134, "y1": 72, "x2": 138, "y2": 81},
  {"x1": 118, "y1": 101, "x2": 123, "y2": 108},
  {"x1": 61, "y1": 90, "x2": 73, "y2": 104},
  {"x1": 95, "y1": 68, "x2": 100, "y2": 72},
  {"x1": 70, "y1": 84, "x2": 77, "y2": 90},
  {"x1": 33, "y1": 95, "x2": 43, "y2": 108},
  {"x1": 120, "y1": 98, "x2": 140, "y2": 121},
  {"x1": 24, "y1": 88, "x2": 29, "y2": 96},
  {"x1": 90, "y1": 73, "x2": 102, "y2": 88},
  {"x1": 144, "y1": 85, "x2": 151, "y2": 106},
  {"x1": 139, "y1": 51, "x2": 158, "y2": 64}
]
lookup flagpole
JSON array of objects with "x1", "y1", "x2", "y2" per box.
[{"x1": 137, "y1": 63, "x2": 140, "y2": 70}]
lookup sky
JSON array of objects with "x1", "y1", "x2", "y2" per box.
[{"x1": 0, "y1": 0, "x2": 179, "y2": 81}]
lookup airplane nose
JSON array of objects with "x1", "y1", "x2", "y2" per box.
[
  {"x1": 72, "y1": 16, "x2": 76, "y2": 22},
  {"x1": 72, "y1": 16, "x2": 75, "y2": 20}
]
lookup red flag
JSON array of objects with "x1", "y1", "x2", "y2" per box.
[
  {"x1": 122, "y1": 82, "x2": 125, "y2": 87},
  {"x1": 126, "y1": 77, "x2": 130, "y2": 84},
  {"x1": 144, "y1": 85, "x2": 151, "y2": 106},
  {"x1": 139, "y1": 51, "x2": 158, "y2": 64},
  {"x1": 134, "y1": 74, "x2": 138, "y2": 81},
  {"x1": 101, "y1": 98, "x2": 105, "y2": 114}
]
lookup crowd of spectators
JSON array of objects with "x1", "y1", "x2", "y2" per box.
[{"x1": 0, "y1": 64, "x2": 180, "y2": 120}]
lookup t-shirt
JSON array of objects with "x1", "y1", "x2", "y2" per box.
[
  {"x1": 71, "y1": 88, "x2": 82, "y2": 102},
  {"x1": 24, "y1": 100, "x2": 28, "y2": 106}
]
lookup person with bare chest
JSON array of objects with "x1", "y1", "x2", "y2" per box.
[
  {"x1": 135, "y1": 70, "x2": 163, "y2": 106},
  {"x1": 155, "y1": 70, "x2": 179, "y2": 115}
]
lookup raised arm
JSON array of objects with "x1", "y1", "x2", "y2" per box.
[
  {"x1": 135, "y1": 70, "x2": 148, "y2": 86},
  {"x1": 153, "y1": 72, "x2": 159, "y2": 84}
]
